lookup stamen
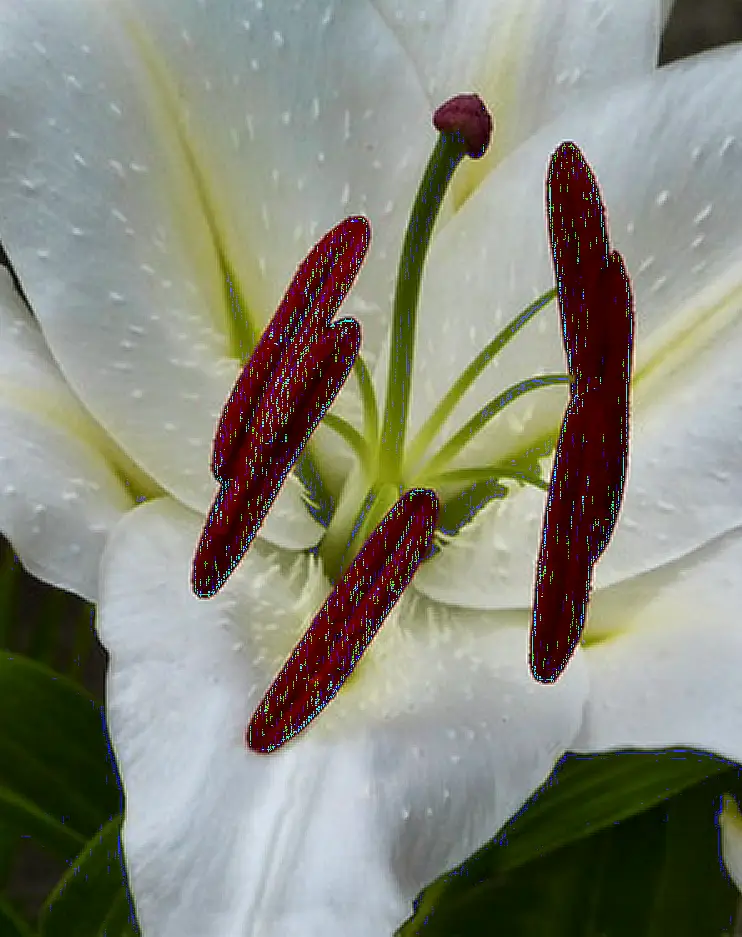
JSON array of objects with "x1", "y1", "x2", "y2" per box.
[
  {"x1": 193, "y1": 320, "x2": 361, "y2": 597},
  {"x1": 247, "y1": 488, "x2": 439, "y2": 753},
  {"x1": 531, "y1": 145, "x2": 634, "y2": 683},
  {"x1": 192, "y1": 218, "x2": 370, "y2": 598},
  {"x1": 211, "y1": 216, "x2": 370, "y2": 483},
  {"x1": 546, "y1": 141, "x2": 610, "y2": 385}
]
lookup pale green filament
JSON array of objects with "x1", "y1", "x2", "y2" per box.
[
  {"x1": 414, "y1": 373, "x2": 570, "y2": 483},
  {"x1": 425, "y1": 465, "x2": 549, "y2": 491},
  {"x1": 308, "y1": 353, "x2": 379, "y2": 465},
  {"x1": 403, "y1": 287, "x2": 557, "y2": 475}
]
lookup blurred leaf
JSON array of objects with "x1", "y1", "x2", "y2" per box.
[
  {"x1": 67, "y1": 612, "x2": 97, "y2": 685},
  {"x1": 0, "y1": 654, "x2": 120, "y2": 848},
  {"x1": 0, "y1": 894, "x2": 36, "y2": 936},
  {"x1": 495, "y1": 749, "x2": 731, "y2": 870},
  {"x1": 400, "y1": 750, "x2": 738, "y2": 936},
  {"x1": 40, "y1": 816, "x2": 138, "y2": 937},
  {"x1": 402, "y1": 774, "x2": 739, "y2": 936},
  {"x1": 0, "y1": 822, "x2": 18, "y2": 891},
  {"x1": 0, "y1": 540, "x2": 19, "y2": 650},
  {"x1": 0, "y1": 785, "x2": 85, "y2": 859},
  {"x1": 39, "y1": 816, "x2": 135, "y2": 936}
]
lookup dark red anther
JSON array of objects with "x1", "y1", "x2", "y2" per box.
[
  {"x1": 211, "y1": 216, "x2": 371, "y2": 484},
  {"x1": 433, "y1": 93, "x2": 493, "y2": 160},
  {"x1": 193, "y1": 319, "x2": 360, "y2": 598},
  {"x1": 546, "y1": 141, "x2": 610, "y2": 385},
  {"x1": 192, "y1": 217, "x2": 371, "y2": 598},
  {"x1": 247, "y1": 488, "x2": 440, "y2": 753},
  {"x1": 531, "y1": 145, "x2": 634, "y2": 683}
]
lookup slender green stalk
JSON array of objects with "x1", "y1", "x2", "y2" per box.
[
  {"x1": 321, "y1": 414, "x2": 368, "y2": 462},
  {"x1": 416, "y1": 373, "x2": 570, "y2": 481},
  {"x1": 378, "y1": 132, "x2": 469, "y2": 482},
  {"x1": 353, "y1": 352, "x2": 379, "y2": 452},
  {"x1": 403, "y1": 288, "x2": 557, "y2": 475},
  {"x1": 426, "y1": 465, "x2": 549, "y2": 491}
]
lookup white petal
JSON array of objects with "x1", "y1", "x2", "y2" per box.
[
  {"x1": 0, "y1": 268, "x2": 133, "y2": 601},
  {"x1": 369, "y1": 0, "x2": 664, "y2": 207},
  {"x1": 413, "y1": 44, "x2": 742, "y2": 609},
  {"x1": 720, "y1": 796, "x2": 742, "y2": 896},
  {"x1": 99, "y1": 498, "x2": 587, "y2": 937},
  {"x1": 572, "y1": 525, "x2": 742, "y2": 764},
  {"x1": 0, "y1": 0, "x2": 432, "y2": 528}
]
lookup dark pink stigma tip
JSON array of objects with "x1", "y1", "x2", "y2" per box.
[
  {"x1": 211, "y1": 216, "x2": 371, "y2": 484},
  {"x1": 246, "y1": 488, "x2": 440, "y2": 753},
  {"x1": 433, "y1": 93, "x2": 493, "y2": 160}
]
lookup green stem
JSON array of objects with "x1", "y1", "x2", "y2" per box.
[
  {"x1": 339, "y1": 482, "x2": 401, "y2": 577},
  {"x1": 427, "y1": 465, "x2": 549, "y2": 492},
  {"x1": 321, "y1": 413, "x2": 368, "y2": 462},
  {"x1": 378, "y1": 132, "x2": 469, "y2": 483},
  {"x1": 353, "y1": 351, "x2": 380, "y2": 453},
  {"x1": 416, "y1": 373, "x2": 570, "y2": 481},
  {"x1": 318, "y1": 467, "x2": 375, "y2": 584},
  {"x1": 403, "y1": 288, "x2": 557, "y2": 475},
  {"x1": 316, "y1": 349, "x2": 381, "y2": 465}
]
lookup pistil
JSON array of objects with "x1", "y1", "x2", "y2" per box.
[{"x1": 377, "y1": 94, "x2": 493, "y2": 484}]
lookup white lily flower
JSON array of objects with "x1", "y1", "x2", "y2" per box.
[{"x1": 5, "y1": 0, "x2": 741, "y2": 935}]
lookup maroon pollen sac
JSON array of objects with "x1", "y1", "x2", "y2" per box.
[
  {"x1": 247, "y1": 488, "x2": 440, "y2": 753},
  {"x1": 192, "y1": 318, "x2": 361, "y2": 599},
  {"x1": 546, "y1": 141, "x2": 610, "y2": 385},
  {"x1": 192, "y1": 217, "x2": 370, "y2": 599},
  {"x1": 211, "y1": 215, "x2": 370, "y2": 484},
  {"x1": 531, "y1": 145, "x2": 634, "y2": 683}
]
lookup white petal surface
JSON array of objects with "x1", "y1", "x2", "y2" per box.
[
  {"x1": 0, "y1": 268, "x2": 133, "y2": 602},
  {"x1": 99, "y1": 498, "x2": 587, "y2": 937},
  {"x1": 412, "y1": 45, "x2": 742, "y2": 610},
  {"x1": 571, "y1": 525, "x2": 742, "y2": 765},
  {"x1": 369, "y1": 0, "x2": 664, "y2": 209},
  {"x1": 0, "y1": 0, "x2": 431, "y2": 530},
  {"x1": 720, "y1": 796, "x2": 742, "y2": 896}
]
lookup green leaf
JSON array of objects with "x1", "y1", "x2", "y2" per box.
[
  {"x1": 0, "y1": 894, "x2": 36, "y2": 937},
  {"x1": 0, "y1": 539, "x2": 20, "y2": 650},
  {"x1": 0, "y1": 654, "x2": 120, "y2": 847},
  {"x1": 400, "y1": 750, "x2": 737, "y2": 936},
  {"x1": 0, "y1": 785, "x2": 85, "y2": 859},
  {"x1": 400, "y1": 773, "x2": 739, "y2": 936},
  {"x1": 495, "y1": 749, "x2": 731, "y2": 870},
  {"x1": 40, "y1": 815, "x2": 138, "y2": 937}
]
